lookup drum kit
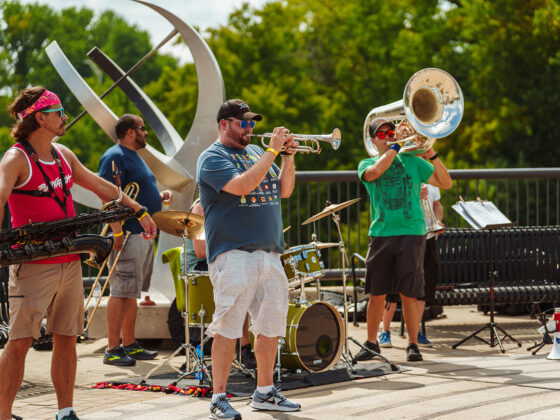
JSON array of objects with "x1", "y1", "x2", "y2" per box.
[{"x1": 142, "y1": 196, "x2": 396, "y2": 385}]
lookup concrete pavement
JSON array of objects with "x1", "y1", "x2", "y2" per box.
[{"x1": 6, "y1": 305, "x2": 560, "y2": 419}]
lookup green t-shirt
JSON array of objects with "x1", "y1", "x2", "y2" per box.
[{"x1": 358, "y1": 155, "x2": 434, "y2": 237}]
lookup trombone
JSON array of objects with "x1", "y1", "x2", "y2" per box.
[
  {"x1": 83, "y1": 182, "x2": 140, "y2": 333},
  {"x1": 249, "y1": 128, "x2": 341, "y2": 154}
]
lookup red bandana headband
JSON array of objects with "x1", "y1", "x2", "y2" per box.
[{"x1": 17, "y1": 90, "x2": 61, "y2": 121}]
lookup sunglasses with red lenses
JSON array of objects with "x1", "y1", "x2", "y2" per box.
[{"x1": 376, "y1": 129, "x2": 395, "y2": 140}]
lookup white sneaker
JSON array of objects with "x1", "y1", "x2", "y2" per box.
[{"x1": 250, "y1": 387, "x2": 301, "y2": 412}]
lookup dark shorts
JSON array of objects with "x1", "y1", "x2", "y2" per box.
[
  {"x1": 386, "y1": 236, "x2": 438, "y2": 303},
  {"x1": 365, "y1": 235, "x2": 425, "y2": 298}
]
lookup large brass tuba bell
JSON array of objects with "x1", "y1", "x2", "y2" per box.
[{"x1": 363, "y1": 68, "x2": 464, "y2": 157}]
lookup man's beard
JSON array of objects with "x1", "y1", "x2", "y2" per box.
[
  {"x1": 135, "y1": 134, "x2": 147, "y2": 149},
  {"x1": 233, "y1": 133, "x2": 250, "y2": 147}
]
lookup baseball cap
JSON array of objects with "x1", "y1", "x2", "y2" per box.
[
  {"x1": 368, "y1": 117, "x2": 395, "y2": 138},
  {"x1": 216, "y1": 99, "x2": 262, "y2": 122}
]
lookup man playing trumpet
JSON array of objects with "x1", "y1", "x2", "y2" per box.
[
  {"x1": 0, "y1": 87, "x2": 156, "y2": 420},
  {"x1": 355, "y1": 117, "x2": 452, "y2": 363},
  {"x1": 197, "y1": 99, "x2": 301, "y2": 419}
]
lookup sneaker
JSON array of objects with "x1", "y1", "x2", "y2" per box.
[
  {"x1": 353, "y1": 340, "x2": 381, "y2": 362},
  {"x1": 56, "y1": 411, "x2": 79, "y2": 420},
  {"x1": 406, "y1": 343, "x2": 423, "y2": 362},
  {"x1": 122, "y1": 340, "x2": 158, "y2": 360},
  {"x1": 250, "y1": 386, "x2": 301, "y2": 412},
  {"x1": 209, "y1": 394, "x2": 241, "y2": 419},
  {"x1": 103, "y1": 346, "x2": 136, "y2": 366},
  {"x1": 241, "y1": 343, "x2": 256, "y2": 369},
  {"x1": 417, "y1": 331, "x2": 433, "y2": 347},
  {"x1": 378, "y1": 331, "x2": 392, "y2": 348}
]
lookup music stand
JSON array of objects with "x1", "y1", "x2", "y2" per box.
[{"x1": 451, "y1": 199, "x2": 521, "y2": 352}]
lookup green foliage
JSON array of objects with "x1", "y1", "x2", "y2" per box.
[{"x1": 0, "y1": 0, "x2": 558, "y2": 174}]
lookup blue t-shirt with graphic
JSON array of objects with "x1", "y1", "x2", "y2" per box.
[
  {"x1": 196, "y1": 141, "x2": 283, "y2": 263},
  {"x1": 99, "y1": 144, "x2": 161, "y2": 234}
]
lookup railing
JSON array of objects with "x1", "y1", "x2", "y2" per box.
[{"x1": 283, "y1": 168, "x2": 560, "y2": 269}]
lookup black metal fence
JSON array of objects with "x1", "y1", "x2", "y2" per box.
[{"x1": 284, "y1": 168, "x2": 560, "y2": 269}]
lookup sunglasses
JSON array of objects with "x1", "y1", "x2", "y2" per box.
[
  {"x1": 376, "y1": 129, "x2": 395, "y2": 140},
  {"x1": 226, "y1": 118, "x2": 256, "y2": 129},
  {"x1": 134, "y1": 126, "x2": 147, "y2": 132},
  {"x1": 41, "y1": 107, "x2": 65, "y2": 118}
]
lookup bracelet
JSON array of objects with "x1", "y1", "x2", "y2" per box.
[
  {"x1": 115, "y1": 188, "x2": 123, "y2": 204},
  {"x1": 389, "y1": 143, "x2": 401, "y2": 153},
  {"x1": 266, "y1": 147, "x2": 279, "y2": 157},
  {"x1": 429, "y1": 153, "x2": 439, "y2": 161},
  {"x1": 135, "y1": 206, "x2": 148, "y2": 221},
  {"x1": 113, "y1": 231, "x2": 123, "y2": 237}
]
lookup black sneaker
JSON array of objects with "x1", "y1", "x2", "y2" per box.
[
  {"x1": 406, "y1": 343, "x2": 423, "y2": 362},
  {"x1": 241, "y1": 343, "x2": 256, "y2": 369},
  {"x1": 353, "y1": 340, "x2": 381, "y2": 362},
  {"x1": 103, "y1": 346, "x2": 136, "y2": 366},
  {"x1": 122, "y1": 340, "x2": 158, "y2": 360}
]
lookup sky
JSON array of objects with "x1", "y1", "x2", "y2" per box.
[{"x1": 18, "y1": 0, "x2": 270, "y2": 63}]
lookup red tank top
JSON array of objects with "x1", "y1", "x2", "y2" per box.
[{"x1": 8, "y1": 143, "x2": 80, "y2": 264}]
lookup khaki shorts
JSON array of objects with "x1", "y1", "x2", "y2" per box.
[
  {"x1": 108, "y1": 234, "x2": 154, "y2": 299},
  {"x1": 8, "y1": 260, "x2": 83, "y2": 340},
  {"x1": 207, "y1": 249, "x2": 289, "y2": 339}
]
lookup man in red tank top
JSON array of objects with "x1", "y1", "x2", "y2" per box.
[{"x1": 0, "y1": 87, "x2": 157, "y2": 420}]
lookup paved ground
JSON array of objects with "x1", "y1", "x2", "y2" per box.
[{"x1": 6, "y1": 305, "x2": 560, "y2": 420}]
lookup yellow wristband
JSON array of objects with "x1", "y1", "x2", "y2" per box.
[
  {"x1": 137, "y1": 211, "x2": 148, "y2": 222},
  {"x1": 113, "y1": 231, "x2": 123, "y2": 237},
  {"x1": 266, "y1": 147, "x2": 279, "y2": 157}
]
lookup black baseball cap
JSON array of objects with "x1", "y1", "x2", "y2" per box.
[
  {"x1": 368, "y1": 117, "x2": 395, "y2": 138},
  {"x1": 216, "y1": 99, "x2": 262, "y2": 123}
]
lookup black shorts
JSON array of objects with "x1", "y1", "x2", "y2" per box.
[
  {"x1": 365, "y1": 235, "x2": 425, "y2": 298},
  {"x1": 386, "y1": 236, "x2": 439, "y2": 303}
]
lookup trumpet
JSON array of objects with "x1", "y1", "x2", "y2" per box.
[
  {"x1": 249, "y1": 128, "x2": 341, "y2": 154},
  {"x1": 363, "y1": 68, "x2": 464, "y2": 157}
]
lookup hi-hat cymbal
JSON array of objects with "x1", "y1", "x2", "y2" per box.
[
  {"x1": 302, "y1": 197, "x2": 362, "y2": 225},
  {"x1": 313, "y1": 241, "x2": 339, "y2": 249},
  {"x1": 152, "y1": 210, "x2": 204, "y2": 239}
]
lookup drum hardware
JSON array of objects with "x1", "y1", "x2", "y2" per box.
[
  {"x1": 306, "y1": 199, "x2": 399, "y2": 372},
  {"x1": 249, "y1": 128, "x2": 341, "y2": 155},
  {"x1": 281, "y1": 242, "x2": 324, "y2": 302}
]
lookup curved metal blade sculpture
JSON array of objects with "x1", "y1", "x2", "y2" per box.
[{"x1": 46, "y1": 1, "x2": 225, "y2": 301}]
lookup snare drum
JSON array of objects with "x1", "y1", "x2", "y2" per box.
[
  {"x1": 281, "y1": 243, "x2": 324, "y2": 283},
  {"x1": 185, "y1": 271, "x2": 215, "y2": 325},
  {"x1": 281, "y1": 301, "x2": 343, "y2": 372}
]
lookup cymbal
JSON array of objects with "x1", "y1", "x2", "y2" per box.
[
  {"x1": 152, "y1": 210, "x2": 205, "y2": 239},
  {"x1": 313, "y1": 241, "x2": 339, "y2": 249},
  {"x1": 301, "y1": 198, "x2": 362, "y2": 225}
]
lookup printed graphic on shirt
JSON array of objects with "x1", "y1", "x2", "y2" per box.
[
  {"x1": 37, "y1": 174, "x2": 72, "y2": 193},
  {"x1": 375, "y1": 159, "x2": 413, "y2": 221},
  {"x1": 231, "y1": 150, "x2": 279, "y2": 208}
]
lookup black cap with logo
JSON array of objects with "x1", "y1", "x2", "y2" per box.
[{"x1": 216, "y1": 99, "x2": 263, "y2": 122}]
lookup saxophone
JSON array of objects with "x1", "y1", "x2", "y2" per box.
[{"x1": 0, "y1": 205, "x2": 133, "y2": 267}]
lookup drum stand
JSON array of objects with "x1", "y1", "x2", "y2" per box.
[
  {"x1": 141, "y1": 237, "x2": 212, "y2": 386},
  {"x1": 328, "y1": 210, "x2": 399, "y2": 372}
]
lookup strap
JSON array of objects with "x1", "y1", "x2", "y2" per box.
[{"x1": 17, "y1": 140, "x2": 70, "y2": 216}]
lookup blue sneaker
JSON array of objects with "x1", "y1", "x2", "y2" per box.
[
  {"x1": 251, "y1": 386, "x2": 301, "y2": 412},
  {"x1": 417, "y1": 331, "x2": 433, "y2": 347},
  {"x1": 209, "y1": 394, "x2": 241, "y2": 419},
  {"x1": 378, "y1": 331, "x2": 392, "y2": 348}
]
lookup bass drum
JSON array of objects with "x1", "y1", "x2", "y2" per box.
[{"x1": 281, "y1": 301, "x2": 343, "y2": 372}]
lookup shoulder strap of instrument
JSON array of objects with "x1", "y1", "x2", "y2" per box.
[{"x1": 12, "y1": 140, "x2": 69, "y2": 216}]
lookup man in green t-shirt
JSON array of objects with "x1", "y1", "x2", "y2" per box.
[{"x1": 354, "y1": 117, "x2": 452, "y2": 362}]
